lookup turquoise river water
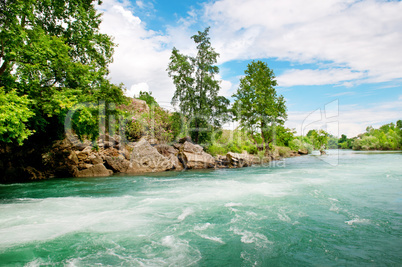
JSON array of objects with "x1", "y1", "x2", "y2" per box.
[{"x1": 0, "y1": 150, "x2": 401, "y2": 266}]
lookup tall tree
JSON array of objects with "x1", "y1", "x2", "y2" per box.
[
  {"x1": 0, "y1": 0, "x2": 124, "y2": 143},
  {"x1": 232, "y1": 60, "x2": 287, "y2": 149},
  {"x1": 167, "y1": 27, "x2": 229, "y2": 144}
]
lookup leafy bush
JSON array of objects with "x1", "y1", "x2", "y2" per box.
[
  {"x1": 72, "y1": 107, "x2": 99, "y2": 141},
  {"x1": 206, "y1": 144, "x2": 227, "y2": 156},
  {"x1": 277, "y1": 146, "x2": 292, "y2": 157},
  {"x1": 0, "y1": 88, "x2": 35, "y2": 145},
  {"x1": 125, "y1": 118, "x2": 144, "y2": 142}
]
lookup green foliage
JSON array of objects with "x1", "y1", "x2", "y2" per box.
[
  {"x1": 338, "y1": 134, "x2": 354, "y2": 149},
  {"x1": 145, "y1": 106, "x2": 174, "y2": 143},
  {"x1": 0, "y1": 0, "x2": 125, "y2": 144},
  {"x1": 232, "y1": 60, "x2": 287, "y2": 149},
  {"x1": 125, "y1": 118, "x2": 144, "y2": 142},
  {"x1": 122, "y1": 104, "x2": 174, "y2": 144},
  {"x1": 169, "y1": 112, "x2": 186, "y2": 140},
  {"x1": 205, "y1": 129, "x2": 260, "y2": 156},
  {"x1": 71, "y1": 107, "x2": 99, "y2": 141},
  {"x1": 352, "y1": 121, "x2": 402, "y2": 150},
  {"x1": 327, "y1": 135, "x2": 339, "y2": 149},
  {"x1": 277, "y1": 146, "x2": 292, "y2": 157},
  {"x1": 137, "y1": 91, "x2": 159, "y2": 107},
  {"x1": 0, "y1": 88, "x2": 34, "y2": 145},
  {"x1": 167, "y1": 27, "x2": 230, "y2": 144},
  {"x1": 288, "y1": 138, "x2": 313, "y2": 154},
  {"x1": 206, "y1": 144, "x2": 227, "y2": 157},
  {"x1": 275, "y1": 125, "x2": 295, "y2": 147},
  {"x1": 309, "y1": 129, "x2": 330, "y2": 152}
]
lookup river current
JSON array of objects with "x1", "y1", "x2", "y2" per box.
[{"x1": 0, "y1": 150, "x2": 401, "y2": 266}]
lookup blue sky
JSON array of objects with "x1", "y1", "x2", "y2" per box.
[{"x1": 96, "y1": 0, "x2": 402, "y2": 137}]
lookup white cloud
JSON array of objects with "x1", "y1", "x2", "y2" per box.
[
  {"x1": 97, "y1": 0, "x2": 175, "y2": 103},
  {"x1": 126, "y1": 82, "x2": 149, "y2": 98},
  {"x1": 204, "y1": 0, "x2": 402, "y2": 86},
  {"x1": 277, "y1": 68, "x2": 366, "y2": 87}
]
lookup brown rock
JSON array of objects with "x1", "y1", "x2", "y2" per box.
[
  {"x1": 25, "y1": 166, "x2": 47, "y2": 180},
  {"x1": 180, "y1": 152, "x2": 215, "y2": 169},
  {"x1": 77, "y1": 151, "x2": 89, "y2": 161},
  {"x1": 105, "y1": 155, "x2": 129, "y2": 173},
  {"x1": 67, "y1": 151, "x2": 79, "y2": 165},
  {"x1": 177, "y1": 141, "x2": 215, "y2": 169},
  {"x1": 74, "y1": 164, "x2": 113, "y2": 177},
  {"x1": 298, "y1": 149, "x2": 308, "y2": 155},
  {"x1": 226, "y1": 152, "x2": 255, "y2": 168},
  {"x1": 168, "y1": 154, "x2": 184, "y2": 170},
  {"x1": 126, "y1": 139, "x2": 173, "y2": 173},
  {"x1": 155, "y1": 144, "x2": 178, "y2": 157},
  {"x1": 181, "y1": 141, "x2": 203, "y2": 154},
  {"x1": 88, "y1": 154, "x2": 103, "y2": 165},
  {"x1": 215, "y1": 155, "x2": 230, "y2": 168}
]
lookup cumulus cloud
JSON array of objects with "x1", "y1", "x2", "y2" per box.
[
  {"x1": 204, "y1": 0, "x2": 402, "y2": 86},
  {"x1": 276, "y1": 68, "x2": 367, "y2": 87},
  {"x1": 97, "y1": 0, "x2": 174, "y2": 103}
]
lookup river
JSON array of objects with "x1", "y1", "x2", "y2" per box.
[{"x1": 0, "y1": 150, "x2": 401, "y2": 266}]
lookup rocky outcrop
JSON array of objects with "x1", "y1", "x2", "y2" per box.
[
  {"x1": 177, "y1": 141, "x2": 215, "y2": 169},
  {"x1": 126, "y1": 139, "x2": 173, "y2": 173},
  {"x1": 39, "y1": 133, "x2": 305, "y2": 180},
  {"x1": 215, "y1": 155, "x2": 229, "y2": 168},
  {"x1": 226, "y1": 152, "x2": 258, "y2": 168},
  {"x1": 298, "y1": 149, "x2": 308, "y2": 155},
  {"x1": 75, "y1": 163, "x2": 113, "y2": 177},
  {"x1": 155, "y1": 144, "x2": 183, "y2": 170}
]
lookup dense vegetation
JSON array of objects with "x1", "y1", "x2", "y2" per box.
[
  {"x1": 0, "y1": 0, "x2": 125, "y2": 145},
  {"x1": 352, "y1": 121, "x2": 402, "y2": 150}
]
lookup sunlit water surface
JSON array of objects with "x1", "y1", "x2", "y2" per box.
[{"x1": 0, "y1": 150, "x2": 401, "y2": 266}]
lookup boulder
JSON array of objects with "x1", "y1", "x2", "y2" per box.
[
  {"x1": 226, "y1": 152, "x2": 255, "y2": 168},
  {"x1": 167, "y1": 154, "x2": 184, "y2": 170},
  {"x1": 180, "y1": 152, "x2": 216, "y2": 169},
  {"x1": 74, "y1": 163, "x2": 113, "y2": 177},
  {"x1": 155, "y1": 144, "x2": 178, "y2": 157},
  {"x1": 25, "y1": 166, "x2": 47, "y2": 180},
  {"x1": 67, "y1": 151, "x2": 79, "y2": 165},
  {"x1": 215, "y1": 155, "x2": 230, "y2": 168},
  {"x1": 76, "y1": 150, "x2": 89, "y2": 161},
  {"x1": 178, "y1": 142, "x2": 215, "y2": 169},
  {"x1": 105, "y1": 155, "x2": 129, "y2": 173},
  {"x1": 88, "y1": 154, "x2": 103, "y2": 165},
  {"x1": 155, "y1": 144, "x2": 183, "y2": 170},
  {"x1": 126, "y1": 139, "x2": 173, "y2": 173},
  {"x1": 298, "y1": 149, "x2": 308, "y2": 155},
  {"x1": 181, "y1": 141, "x2": 203, "y2": 154}
]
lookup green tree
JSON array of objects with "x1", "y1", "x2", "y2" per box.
[
  {"x1": 232, "y1": 60, "x2": 287, "y2": 150},
  {"x1": 167, "y1": 27, "x2": 230, "y2": 144},
  {"x1": 0, "y1": 0, "x2": 125, "y2": 143},
  {"x1": 309, "y1": 129, "x2": 329, "y2": 155},
  {"x1": 0, "y1": 87, "x2": 34, "y2": 145}
]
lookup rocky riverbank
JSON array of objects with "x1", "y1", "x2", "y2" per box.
[{"x1": 38, "y1": 134, "x2": 305, "y2": 179}]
